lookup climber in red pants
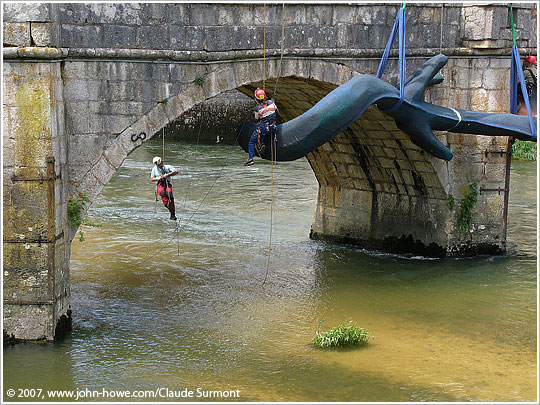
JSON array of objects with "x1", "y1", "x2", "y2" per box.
[{"x1": 150, "y1": 156, "x2": 179, "y2": 220}]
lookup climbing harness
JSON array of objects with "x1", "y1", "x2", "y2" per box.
[
  {"x1": 257, "y1": 102, "x2": 277, "y2": 118},
  {"x1": 376, "y1": 3, "x2": 407, "y2": 113},
  {"x1": 255, "y1": 122, "x2": 277, "y2": 157}
]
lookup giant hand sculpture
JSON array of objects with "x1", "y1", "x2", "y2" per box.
[{"x1": 238, "y1": 54, "x2": 536, "y2": 161}]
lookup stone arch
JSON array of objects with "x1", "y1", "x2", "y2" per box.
[
  {"x1": 77, "y1": 58, "x2": 445, "y2": 222},
  {"x1": 235, "y1": 74, "x2": 449, "y2": 255}
]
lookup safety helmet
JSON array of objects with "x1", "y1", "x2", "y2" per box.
[
  {"x1": 255, "y1": 88, "x2": 266, "y2": 100},
  {"x1": 526, "y1": 55, "x2": 536, "y2": 64},
  {"x1": 153, "y1": 156, "x2": 162, "y2": 165}
]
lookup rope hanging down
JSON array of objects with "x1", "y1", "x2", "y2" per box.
[
  {"x1": 261, "y1": 3, "x2": 285, "y2": 285},
  {"x1": 509, "y1": 5, "x2": 537, "y2": 140},
  {"x1": 263, "y1": 3, "x2": 267, "y2": 90},
  {"x1": 273, "y1": 3, "x2": 286, "y2": 100},
  {"x1": 126, "y1": 114, "x2": 252, "y2": 270},
  {"x1": 376, "y1": 3, "x2": 406, "y2": 114},
  {"x1": 262, "y1": 134, "x2": 277, "y2": 286}
]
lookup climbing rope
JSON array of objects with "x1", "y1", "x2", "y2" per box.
[
  {"x1": 273, "y1": 3, "x2": 286, "y2": 100},
  {"x1": 154, "y1": 127, "x2": 167, "y2": 218},
  {"x1": 376, "y1": 3, "x2": 406, "y2": 113},
  {"x1": 162, "y1": 127, "x2": 165, "y2": 161},
  {"x1": 260, "y1": 3, "x2": 285, "y2": 285},
  {"x1": 263, "y1": 3, "x2": 267, "y2": 90},
  {"x1": 262, "y1": 129, "x2": 277, "y2": 286},
  {"x1": 179, "y1": 104, "x2": 204, "y2": 223},
  {"x1": 439, "y1": 4, "x2": 444, "y2": 54},
  {"x1": 126, "y1": 111, "x2": 253, "y2": 269},
  {"x1": 267, "y1": 3, "x2": 287, "y2": 285}
]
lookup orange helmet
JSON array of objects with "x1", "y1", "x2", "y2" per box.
[
  {"x1": 526, "y1": 55, "x2": 536, "y2": 64},
  {"x1": 255, "y1": 88, "x2": 266, "y2": 100}
]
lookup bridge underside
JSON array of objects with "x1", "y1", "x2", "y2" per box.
[{"x1": 240, "y1": 77, "x2": 506, "y2": 257}]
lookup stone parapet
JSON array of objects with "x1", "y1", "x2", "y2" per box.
[{"x1": 3, "y1": 3, "x2": 536, "y2": 56}]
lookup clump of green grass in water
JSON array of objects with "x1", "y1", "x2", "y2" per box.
[
  {"x1": 512, "y1": 140, "x2": 537, "y2": 161},
  {"x1": 312, "y1": 321, "x2": 372, "y2": 348}
]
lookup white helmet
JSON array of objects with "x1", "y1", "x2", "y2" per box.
[{"x1": 153, "y1": 156, "x2": 162, "y2": 165}]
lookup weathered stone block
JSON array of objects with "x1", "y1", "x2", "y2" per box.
[
  {"x1": 3, "y1": 304, "x2": 54, "y2": 341},
  {"x1": 306, "y1": 5, "x2": 333, "y2": 25},
  {"x1": 470, "y1": 88, "x2": 489, "y2": 112},
  {"x1": 482, "y1": 68, "x2": 506, "y2": 90},
  {"x1": 5, "y1": 135, "x2": 52, "y2": 169},
  {"x1": 67, "y1": 135, "x2": 106, "y2": 175},
  {"x1": 3, "y1": 3, "x2": 50, "y2": 23},
  {"x1": 3, "y1": 193, "x2": 50, "y2": 240},
  {"x1": 231, "y1": 26, "x2": 262, "y2": 51},
  {"x1": 462, "y1": 6, "x2": 494, "y2": 40},
  {"x1": 103, "y1": 24, "x2": 137, "y2": 48},
  {"x1": 60, "y1": 24, "x2": 102, "y2": 48},
  {"x1": 187, "y1": 4, "x2": 218, "y2": 25},
  {"x1": 169, "y1": 25, "x2": 206, "y2": 50},
  {"x1": 3, "y1": 22, "x2": 31, "y2": 46},
  {"x1": 166, "y1": 4, "x2": 190, "y2": 25},
  {"x1": 3, "y1": 242, "x2": 51, "y2": 302},
  {"x1": 30, "y1": 22, "x2": 55, "y2": 46},
  {"x1": 137, "y1": 25, "x2": 169, "y2": 50}
]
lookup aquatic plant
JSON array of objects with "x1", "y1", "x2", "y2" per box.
[
  {"x1": 312, "y1": 321, "x2": 372, "y2": 348},
  {"x1": 458, "y1": 182, "x2": 478, "y2": 235},
  {"x1": 512, "y1": 140, "x2": 537, "y2": 161}
]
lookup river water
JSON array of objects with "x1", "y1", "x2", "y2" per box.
[{"x1": 3, "y1": 139, "x2": 537, "y2": 402}]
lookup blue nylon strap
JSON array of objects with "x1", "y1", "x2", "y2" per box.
[
  {"x1": 376, "y1": 15, "x2": 399, "y2": 79},
  {"x1": 510, "y1": 46, "x2": 518, "y2": 114},
  {"x1": 511, "y1": 45, "x2": 537, "y2": 140},
  {"x1": 377, "y1": 7, "x2": 406, "y2": 114}
]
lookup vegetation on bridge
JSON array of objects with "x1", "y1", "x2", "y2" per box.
[{"x1": 512, "y1": 140, "x2": 537, "y2": 161}]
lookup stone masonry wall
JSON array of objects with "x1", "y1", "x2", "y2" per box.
[
  {"x1": 3, "y1": 3, "x2": 536, "y2": 55},
  {"x1": 3, "y1": 61, "x2": 70, "y2": 341}
]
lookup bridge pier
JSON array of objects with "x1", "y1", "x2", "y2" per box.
[
  {"x1": 3, "y1": 59, "x2": 71, "y2": 342},
  {"x1": 308, "y1": 107, "x2": 509, "y2": 257}
]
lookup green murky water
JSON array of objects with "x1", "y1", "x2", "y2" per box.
[{"x1": 3, "y1": 140, "x2": 537, "y2": 402}]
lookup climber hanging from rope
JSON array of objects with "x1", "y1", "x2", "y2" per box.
[
  {"x1": 150, "y1": 156, "x2": 179, "y2": 220},
  {"x1": 245, "y1": 88, "x2": 278, "y2": 166}
]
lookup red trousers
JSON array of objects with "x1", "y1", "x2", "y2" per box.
[{"x1": 157, "y1": 182, "x2": 175, "y2": 212}]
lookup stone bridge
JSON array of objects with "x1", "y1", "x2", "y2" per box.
[{"x1": 3, "y1": 3, "x2": 537, "y2": 341}]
